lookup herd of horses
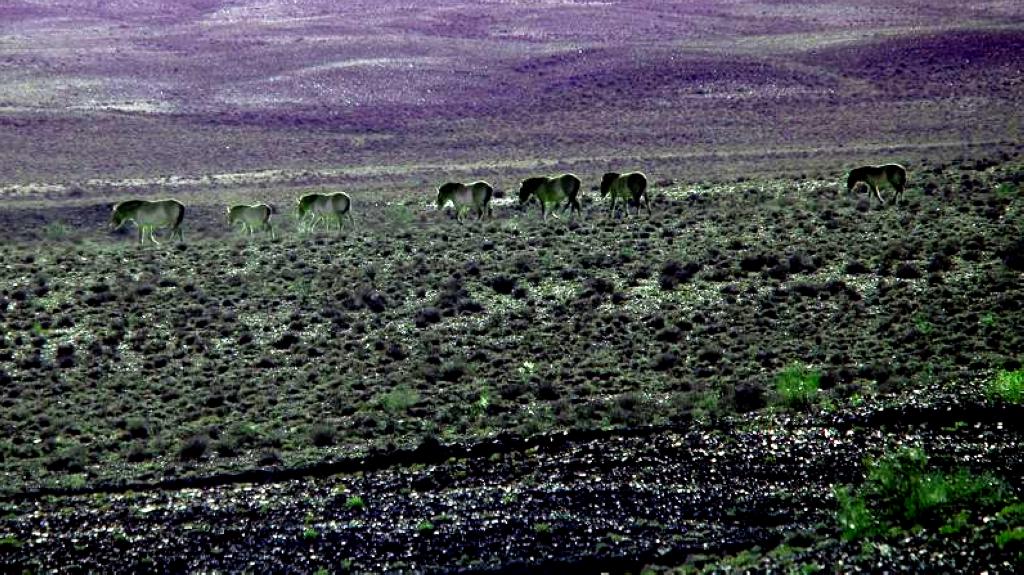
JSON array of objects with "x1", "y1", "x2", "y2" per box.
[{"x1": 106, "y1": 164, "x2": 907, "y2": 243}]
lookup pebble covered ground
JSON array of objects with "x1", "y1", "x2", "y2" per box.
[{"x1": 2, "y1": 397, "x2": 1023, "y2": 572}]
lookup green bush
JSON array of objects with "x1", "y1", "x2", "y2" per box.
[
  {"x1": 774, "y1": 364, "x2": 821, "y2": 408},
  {"x1": 987, "y1": 369, "x2": 1024, "y2": 403},
  {"x1": 836, "y1": 447, "x2": 1012, "y2": 541},
  {"x1": 377, "y1": 387, "x2": 420, "y2": 415}
]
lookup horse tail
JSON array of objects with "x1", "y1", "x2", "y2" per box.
[
  {"x1": 893, "y1": 165, "x2": 908, "y2": 188},
  {"x1": 173, "y1": 201, "x2": 185, "y2": 229},
  {"x1": 600, "y1": 172, "x2": 619, "y2": 197},
  {"x1": 628, "y1": 172, "x2": 647, "y2": 199},
  {"x1": 563, "y1": 174, "x2": 581, "y2": 199}
]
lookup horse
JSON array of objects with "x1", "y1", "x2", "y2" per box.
[
  {"x1": 297, "y1": 191, "x2": 354, "y2": 231},
  {"x1": 109, "y1": 199, "x2": 185, "y2": 244},
  {"x1": 517, "y1": 173, "x2": 582, "y2": 220},
  {"x1": 227, "y1": 204, "x2": 274, "y2": 238},
  {"x1": 600, "y1": 172, "x2": 650, "y2": 216},
  {"x1": 846, "y1": 164, "x2": 907, "y2": 205},
  {"x1": 436, "y1": 181, "x2": 494, "y2": 221}
]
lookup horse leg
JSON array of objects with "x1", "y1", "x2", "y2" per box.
[
  {"x1": 872, "y1": 184, "x2": 885, "y2": 205},
  {"x1": 137, "y1": 227, "x2": 144, "y2": 244},
  {"x1": 267, "y1": 222, "x2": 275, "y2": 239},
  {"x1": 541, "y1": 202, "x2": 548, "y2": 221},
  {"x1": 609, "y1": 195, "x2": 616, "y2": 217},
  {"x1": 644, "y1": 193, "x2": 652, "y2": 216},
  {"x1": 348, "y1": 211, "x2": 355, "y2": 228},
  {"x1": 149, "y1": 227, "x2": 162, "y2": 245}
]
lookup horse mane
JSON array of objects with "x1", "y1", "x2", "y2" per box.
[
  {"x1": 437, "y1": 182, "x2": 461, "y2": 196},
  {"x1": 113, "y1": 199, "x2": 146, "y2": 213},
  {"x1": 519, "y1": 177, "x2": 546, "y2": 200}
]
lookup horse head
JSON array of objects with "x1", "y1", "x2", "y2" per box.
[
  {"x1": 436, "y1": 182, "x2": 459, "y2": 209},
  {"x1": 109, "y1": 202, "x2": 131, "y2": 230},
  {"x1": 518, "y1": 177, "x2": 545, "y2": 205},
  {"x1": 600, "y1": 173, "x2": 620, "y2": 198}
]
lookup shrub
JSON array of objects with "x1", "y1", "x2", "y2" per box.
[
  {"x1": 345, "y1": 496, "x2": 365, "y2": 511},
  {"x1": 996, "y1": 527, "x2": 1024, "y2": 549},
  {"x1": 178, "y1": 435, "x2": 209, "y2": 461},
  {"x1": 46, "y1": 444, "x2": 88, "y2": 472},
  {"x1": 125, "y1": 417, "x2": 150, "y2": 439},
  {"x1": 774, "y1": 364, "x2": 821, "y2": 408},
  {"x1": 43, "y1": 221, "x2": 69, "y2": 241},
  {"x1": 995, "y1": 182, "x2": 1019, "y2": 198},
  {"x1": 378, "y1": 387, "x2": 419, "y2": 414},
  {"x1": 835, "y1": 447, "x2": 1012, "y2": 541},
  {"x1": 416, "y1": 520, "x2": 435, "y2": 534},
  {"x1": 309, "y1": 424, "x2": 336, "y2": 447},
  {"x1": 987, "y1": 369, "x2": 1024, "y2": 403}
]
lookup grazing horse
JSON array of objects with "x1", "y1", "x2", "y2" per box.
[
  {"x1": 518, "y1": 173, "x2": 582, "y2": 220},
  {"x1": 227, "y1": 204, "x2": 274, "y2": 238},
  {"x1": 297, "y1": 191, "x2": 354, "y2": 231},
  {"x1": 110, "y1": 199, "x2": 185, "y2": 244},
  {"x1": 846, "y1": 164, "x2": 907, "y2": 205},
  {"x1": 436, "y1": 181, "x2": 494, "y2": 221},
  {"x1": 601, "y1": 172, "x2": 650, "y2": 216}
]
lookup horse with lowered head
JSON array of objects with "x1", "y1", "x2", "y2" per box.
[
  {"x1": 110, "y1": 198, "x2": 185, "y2": 244},
  {"x1": 518, "y1": 173, "x2": 582, "y2": 220},
  {"x1": 227, "y1": 204, "x2": 274, "y2": 238},
  {"x1": 846, "y1": 164, "x2": 907, "y2": 205},
  {"x1": 436, "y1": 181, "x2": 494, "y2": 221},
  {"x1": 600, "y1": 172, "x2": 650, "y2": 216},
  {"x1": 297, "y1": 191, "x2": 354, "y2": 231}
]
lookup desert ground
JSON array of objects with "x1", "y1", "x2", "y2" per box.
[{"x1": 1, "y1": 1, "x2": 1024, "y2": 572}]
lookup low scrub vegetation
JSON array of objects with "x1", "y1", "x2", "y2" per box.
[
  {"x1": 986, "y1": 369, "x2": 1024, "y2": 403},
  {"x1": 835, "y1": 447, "x2": 1014, "y2": 541},
  {"x1": 773, "y1": 364, "x2": 821, "y2": 409}
]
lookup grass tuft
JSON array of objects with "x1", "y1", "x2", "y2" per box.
[
  {"x1": 774, "y1": 364, "x2": 821, "y2": 408},
  {"x1": 987, "y1": 369, "x2": 1024, "y2": 403}
]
